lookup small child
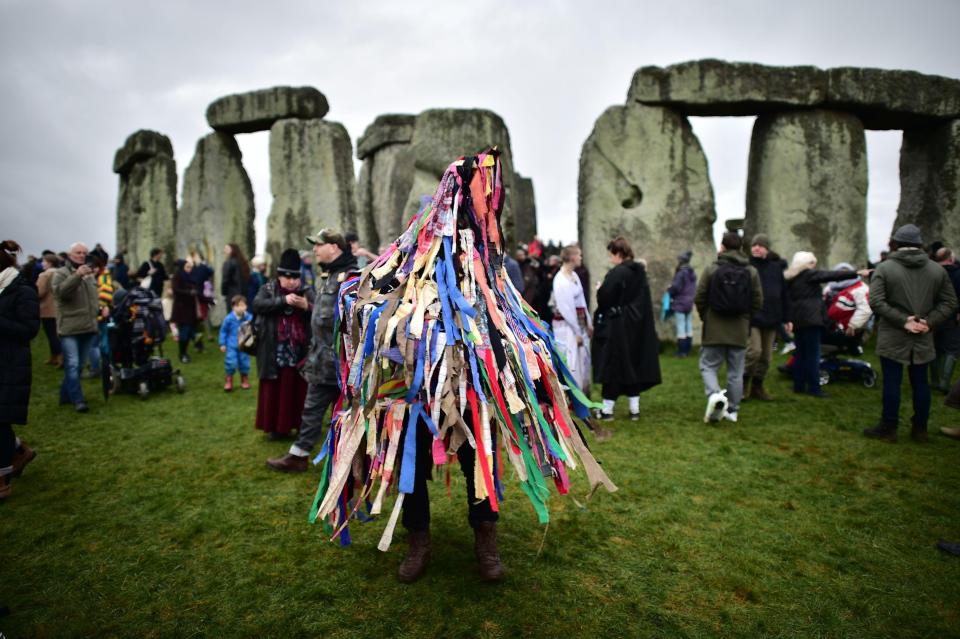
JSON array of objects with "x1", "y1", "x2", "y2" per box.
[{"x1": 220, "y1": 295, "x2": 252, "y2": 392}]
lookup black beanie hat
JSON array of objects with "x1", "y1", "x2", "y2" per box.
[{"x1": 277, "y1": 248, "x2": 302, "y2": 276}]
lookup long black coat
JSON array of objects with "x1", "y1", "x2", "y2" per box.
[
  {"x1": 935, "y1": 263, "x2": 960, "y2": 355},
  {"x1": 592, "y1": 260, "x2": 662, "y2": 391},
  {"x1": 0, "y1": 273, "x2": 40, "y2": 424},
  {"x1": 252, "y1": 280, "x2": 316, "y2": 380}
]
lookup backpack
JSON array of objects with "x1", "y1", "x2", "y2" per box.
[{"x1": 706, "y1": 262, "x2": 752, "y2": 315}]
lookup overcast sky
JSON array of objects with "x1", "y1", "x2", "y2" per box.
[{"x1": 2, "y1": 0, "x2": 958, "y2": 263}]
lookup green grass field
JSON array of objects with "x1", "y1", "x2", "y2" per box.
[{"x1": 2, "y1": 336, "x2": 959, "y2": 638}]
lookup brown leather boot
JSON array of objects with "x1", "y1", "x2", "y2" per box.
[
  {"x1": 910, "y1": 419, "x2": 929, "y2": 443},
  {"x1": 474, "y1": 521, "x2": 505, "y2": 582},
  {"x1": 398, "y1": 529, "x2": 431, "y2": 583},
  {"x1": 751, "y1": 379, "x2": 773, "y2": 401},
  {"x1": 0, "y1": 475, "x2": 10, "y2": 500},
  {"x1": 11, "y1": 443, "x2": 36, "y2": 478},
  {"x1": 265, "y1": 453, "x2": 309, "y2": 473}
]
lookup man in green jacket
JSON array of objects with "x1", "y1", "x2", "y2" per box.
[
  {"x1": 695, "y1": 232, "x2": 763, "y2": 423},
  {"x1": 864, "y1": 224, "x2": 958, "y2": 442},
  {"x1": 51, "y1": 242, "x2": 99, "y2": 413}
]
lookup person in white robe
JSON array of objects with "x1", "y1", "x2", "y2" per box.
[{"x1": 551, "y1": 245, "x2": 592, "y2": 392}]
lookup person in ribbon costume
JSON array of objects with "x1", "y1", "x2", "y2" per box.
[{"x1": 308, "y1": 148, "x2": 616, "y2": 583}]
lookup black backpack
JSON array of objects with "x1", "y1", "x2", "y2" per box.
[{"x1": 707, "y1": 262, "x2": 752, "y2": 315}]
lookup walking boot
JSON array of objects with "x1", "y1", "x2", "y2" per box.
[
  {"x1": 265, "y1": 453, "x2": 308, "y2": 473},
  {"x1": 863, "y1": 421, "x2": 898, "y2": 443},
  {"x1": 751, "y1": 378, "x2": 773, "y2": 401},
  {"x1": 11, "y1": 442, "x2": 36, "y2": 478},
  {"x1": 240, "y1": 375, "x2": 250, "y2": 390},
  {"x1": 910, "y1": 418, "x2": 929, "y2": 443},
  {"x1": 398, "y1": 529, "x2": 431, "y2": 583},
  {"x1": 939, "y1": 354, "x2": 957, "y2": 393},
  {"x1": 474, "y1": 521, "x2": 505, "y2": 582},
  {"x1": 224, "y1": 375, "x2": 234, "y2": 392}
]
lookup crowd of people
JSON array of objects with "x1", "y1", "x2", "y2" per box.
[{"x1": 3, "y1": 223, "x2": 960, "y2": 572}]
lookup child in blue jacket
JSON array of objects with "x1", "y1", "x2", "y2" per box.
[{"x1": 220, "y1": 295, "x2": 252, "y2": 391}]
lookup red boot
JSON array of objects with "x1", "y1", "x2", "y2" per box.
[
  {"x1": 240, "y1": 375, "x2": 250, "y2": 390},
  {"x1": 224, "y1": 374, "x2": 234, "y2": 392}
]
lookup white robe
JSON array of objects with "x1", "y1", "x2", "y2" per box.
[{"x1": 551, "y1": 269, "x2": 591, "y2": 391}]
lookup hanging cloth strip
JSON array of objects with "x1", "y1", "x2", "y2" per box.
[{"x1": 308, "y1": 148, "x2": 616, "y2": 551}]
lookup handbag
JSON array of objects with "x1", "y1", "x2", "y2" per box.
[{"x1": 237, "y1": 319, "x2": 257, "y2": 355}]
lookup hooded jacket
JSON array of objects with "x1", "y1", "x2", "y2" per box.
[
  {"x1": 870, "y1": 248, "x2": 958, "y2": 365},
  {"x1": 695, "y1": 250, "x2": 763, "y2": 347}
]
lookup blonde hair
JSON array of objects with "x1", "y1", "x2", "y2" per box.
[{"x1": 785, "y1": 251, "x2": 817, "y2": 280}]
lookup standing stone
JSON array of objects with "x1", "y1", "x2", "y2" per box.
[
  {"x1": 578, "y1": 103, "x2": 716, "y2": 338},
  {"x1": 403, "y1": 109, "x2": 517, "y2": 243},
  {"x1": 206, "y1": 87, "x2": 329, "y2": 134},
  {"x1": 745, "y1": 110, "x2": 868, "y2": 268},
  {"x1": 510, "y1": 174, "x2": 537, "y2": 246},
  {"x1": 114, "y1": 130, "x2": 178, "y2": 273},
  {"x1": 895, "y1": 119, "x2": 960, "y2": 249},
  {"x1": 177, "y1": 132, "x2": 255, "y2": 324},
  {"x1": 355, "y1": 115, "x2": 416, "y2": 250},
  {"x1": 265, "y1": 119, "x2": 357, "y2": 262}
]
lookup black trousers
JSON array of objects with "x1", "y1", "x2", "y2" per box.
[{"x1": 399, "y1": 413, "x2": 498, "y2": 532}]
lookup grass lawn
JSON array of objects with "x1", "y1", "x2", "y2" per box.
[{"x1": 2, "y1": 335, "x2": 959, "y2": 638}]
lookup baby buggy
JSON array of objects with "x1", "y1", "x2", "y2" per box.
[
  {"x1": 779, "y1": 329, "x2": 877, "y2": 388},
  {"x1": 103, "y1": 286, "x2": 185, "y2": 399}
]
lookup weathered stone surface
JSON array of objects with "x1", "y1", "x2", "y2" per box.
[
  {"x1": 357, "y1": 114, "x2": 415, "y2": 160},
  {"x1": 629, "y1": 59, "x2": 826, "y2": 117},
  {"x1": 115, "y1": 135, "x2": 178, "y2": 272},
  {"x1": 355, "y1": 141, "x2": 415, "y2": 251},
  {"x1": 265, "y1": 119, "x2": 357, "y2": 262},
  {"x1": 744, "y1": 110, "x2": 867, "y2": 269},
  {"x1": 402, "y1": 109, "x2": 516, "y2": 243},
  {"x1": 895, "y1": 119, "x2": 960, "y2": 249},
  {"x1": 629, "y1": 59, "x2": 960, "y2": 128},
  {"x1": 113, "y1": 129, "x2": 174, "y2": 175},
  {"x1": 828, "y1": 68, "x2": 960, "y2": 129},
  {"x1": 206, "y1": 86, "x2": 329, "y2": 134},
  {"x1": 509, "y1": 174, "x2": 537, "y2": 246},
  {"x1": 176, "y1": 132, "x2": 255, "y2": 323},
  {"x1": 578, "y1": 103, "x2": 716, "y2": 338}
]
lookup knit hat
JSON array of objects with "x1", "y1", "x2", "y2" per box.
[
  {"x1": 677, "y1": 249, "x2": 692, "y2": 264},
  {"x1": 751, "y1": 234, "x2": 771, "y2": 249},
  {"x1": 892, "y1": 223, "x2": 923, "y2": 245},
  {"x1": 277, "y1": 248, "x2": 302, "y2": 276}
]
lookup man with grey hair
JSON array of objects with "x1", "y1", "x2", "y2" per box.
[
  {"x1": 864, "y1": 224, "x2": 958, "y2": 442},
  {"x1": 51, "y1": 242, "x2": 99, "y2": 412}
]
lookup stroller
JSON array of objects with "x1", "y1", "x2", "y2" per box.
[
  {"x1": 103, "y1": 286, "x2": 185, "y2": 399},
  {"x1": 778, "y1": 329, "x2": 877, "y2": 387}
]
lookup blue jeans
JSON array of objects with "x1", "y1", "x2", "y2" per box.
[
  {"x1": 61, "y1": 333, "x2": 96, "y2": 404},
  {"x1": 793, "y1": 326, "x2": 822, "y2": 394},
  {"x1": 87, "y1": 322, "x2": 109, "y2": 374},
  {"x1": 674, "y1": 312, "x2": 693, "y2": 339},
  {"x1": 881, "y1": 357, "x2": 930, "y2": 427}
]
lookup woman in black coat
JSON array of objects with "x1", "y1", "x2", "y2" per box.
[
  {"x1": 171, "y1": 259, "x2": 199, "y2": 363},
  {"x1": 252, "y1": 249, "x2": 316, "y2": 439},
  {"x1": 221, "y1": 243, "x2": 250, "y2": 310},
  {"x1": 591, "y1": 237, "x2": 662, "y2": 420},
  {"x1": 785, "y1": 251, "x2": 856, "y2": 397},
  {"x1": 0, "y1": 240, "x2": 41, "y2": 500}
]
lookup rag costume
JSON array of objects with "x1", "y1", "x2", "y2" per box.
[{"x1": 309, "y1": 149, "x2": 616, "y2": 549}]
